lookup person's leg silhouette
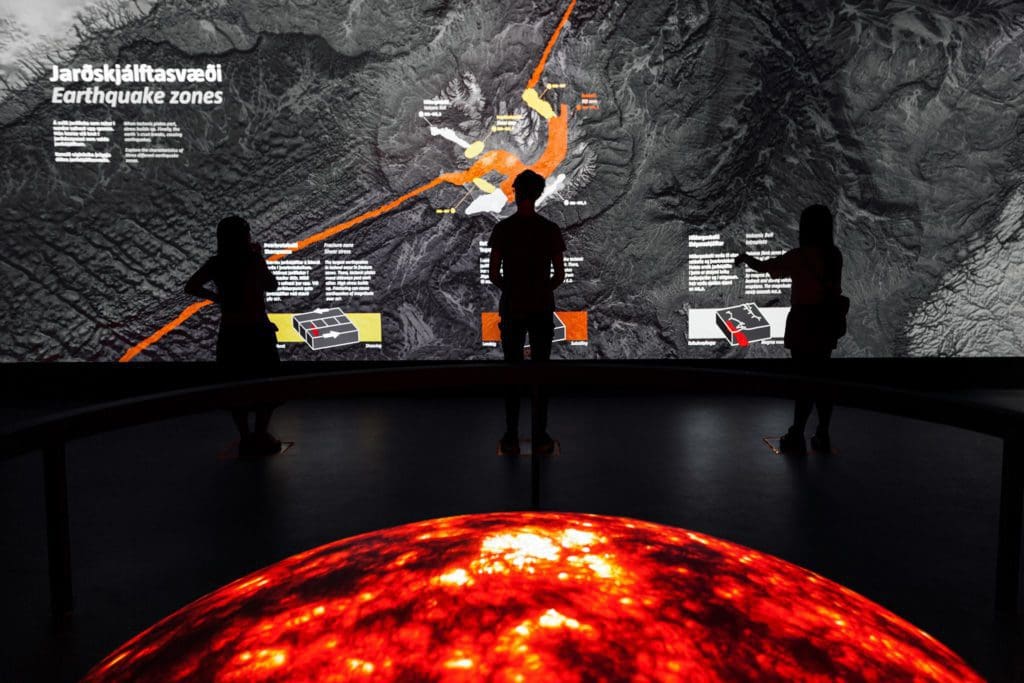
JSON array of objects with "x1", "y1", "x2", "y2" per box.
[
  {"x1": 781, "y1": 350, "x2": 812, "y2": 455},
  {"x1": 811, "y1": 351, "x2": 834, "y2": 452},
  {"x1": 500, "y1": 317, "x2": 527, "y2": 454},
  {"x1": 527, "y1": 313, "x2": 555, "y2": 454}
]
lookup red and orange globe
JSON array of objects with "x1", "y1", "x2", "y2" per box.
[{"x1": 85, "y1": 512, "x2": 980, "y2": 682}]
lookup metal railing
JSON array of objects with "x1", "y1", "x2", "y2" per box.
[{"x1": 1, "y1": 362, "x2": 1021, "y2": 619}]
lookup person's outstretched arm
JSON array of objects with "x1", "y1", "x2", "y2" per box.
[
  {"x1": 184, "y1": 260, "x2": 220, "y2": 303},
  {"x1": 489, "y1": 248, "x2": 504, "y2": 289},
  {"x1": 734, "y1": 250, "x2": 796, "y2": 278},
  {"x1": 734, "y1": 253, "x2": 771, "y2": 273}
]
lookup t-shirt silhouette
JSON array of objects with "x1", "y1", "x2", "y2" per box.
[
  {"x1": 488, "y1": 212, "x2": 565, "y2": 318},
  {"x1": 763, "y1": 245, "x2": 843, "y2": 351},
  {"x1": 763, "y1": 245, "x2": 843, "y2": 305}
]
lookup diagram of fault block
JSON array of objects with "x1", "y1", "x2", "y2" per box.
[{"x1": 287, "y1": 308, "x2": 383, "y2": 351}]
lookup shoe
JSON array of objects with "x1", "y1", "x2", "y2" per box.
[
  {"x1": 533, "y1": 434, "x2": 556, "y2": 456},
  {"x1": 810, "y1": 433, "x2": 831, "y2": 454},
  {"x1": 779, "y1": 430, "x2": 806, "y2": 456},
  {"x1": 499, "y1": 433, "x2": 520, "y2": 456}
]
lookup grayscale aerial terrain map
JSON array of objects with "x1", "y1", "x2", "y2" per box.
[{"x1": 1, "y1": 0, "x2": 1023, "y2": 361}]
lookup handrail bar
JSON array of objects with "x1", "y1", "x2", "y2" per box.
[
  {"x1": 1, "y1": 361, "x2": 1020, "y2": 619},
  {"x1": 2, "y1": 363, "x2": 1022, "y2": 456}
]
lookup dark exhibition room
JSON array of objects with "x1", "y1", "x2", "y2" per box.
[{"x1": 3, "y1": 0, "x2": 1024, "y2": 681}]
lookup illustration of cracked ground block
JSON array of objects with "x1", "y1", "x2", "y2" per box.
[
  {"x1": 292, "y1": 309, "x2": 360, "y2": 350},
  {"x1": 553, "y1": 312, "x2": 567, "y2": 342},
  {"x1": 715, "y1": 303, "x2": 771, "y2": 346}
]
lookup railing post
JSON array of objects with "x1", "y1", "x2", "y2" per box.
[
  {"x1": 996, "y1": 432, "x2": 1023, "y2": 617},
  {"x1": 44, "y1": 441, "x2": 73, "y2": 618}
]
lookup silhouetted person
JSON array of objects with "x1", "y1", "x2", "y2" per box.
[
  {"x1": 735, "y1": 204, "x2": 843, "y2": 455},
  {"x1": 489, "y1": 170, "x2": 566, "y2": 455},
  {"x1": 185, "y1": 215, "x2": 282, "y2": 457}
]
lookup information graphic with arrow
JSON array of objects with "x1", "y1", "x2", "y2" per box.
[{"x1": 271, "y1": 310, "x2": 382, "y2": 351}]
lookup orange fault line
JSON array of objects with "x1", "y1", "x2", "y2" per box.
[
  {"x1": 119, "y1": 1, "x2": 576, "y2": 362},
  {"x1": 528, "y1": 0, "x2": 577, "y2": 90},
  {"x1": 119, "y1": 178, "x2": 446, "y2": 362}
]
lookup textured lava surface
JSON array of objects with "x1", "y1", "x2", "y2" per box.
[{"x1": 84, "y1": 512, "x2": 981, "y2": 682}]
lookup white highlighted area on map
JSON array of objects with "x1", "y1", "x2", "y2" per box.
[
  {"x1": 430, "y1": 126, "x2": 486, "y2": 159},
  {"x1": 430, "y1": 126, "x2": 470, "y2": 149},
  {"x1": 466, "y1": 188, "x2": 509, "y2": 215},
  {"x1": 537, "y1": 173, "x2": 566, "y2": 208}
]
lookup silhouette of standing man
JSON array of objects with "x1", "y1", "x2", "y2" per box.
[
  {"x1": 489, "y1": 170, "x2": 565, "y2": 456},
  {"x1": 186, "y1": 215, "x2": 282, "y2": 457}
]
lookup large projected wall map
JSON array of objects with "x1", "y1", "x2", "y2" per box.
[{"x1": 2, "y1": 0, "x2": 1024, "y2": 361}]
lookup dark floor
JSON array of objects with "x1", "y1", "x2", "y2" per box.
[{"x1": 2, "y1": 392, "x2": 1022, "y2": 681}]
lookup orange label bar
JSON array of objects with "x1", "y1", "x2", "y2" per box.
[{"x1": 481, "y1": 311, "x2": 588, "y2": 342}]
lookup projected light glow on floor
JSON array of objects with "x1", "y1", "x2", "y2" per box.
[{"x1": 84, "y1": 512, "x2": 981, "y2": 682}]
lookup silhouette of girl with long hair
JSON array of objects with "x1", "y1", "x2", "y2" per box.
[
  {"x1": 186, "y1": 215, "x2": 282, "y2": 456},
  {"x1": 735, "y1": 204, "x2": 843, "y2": 454}
]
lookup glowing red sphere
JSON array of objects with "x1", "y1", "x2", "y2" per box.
[{"x1": 85, "y1": 512, "x2": 980, "y2": 682}]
